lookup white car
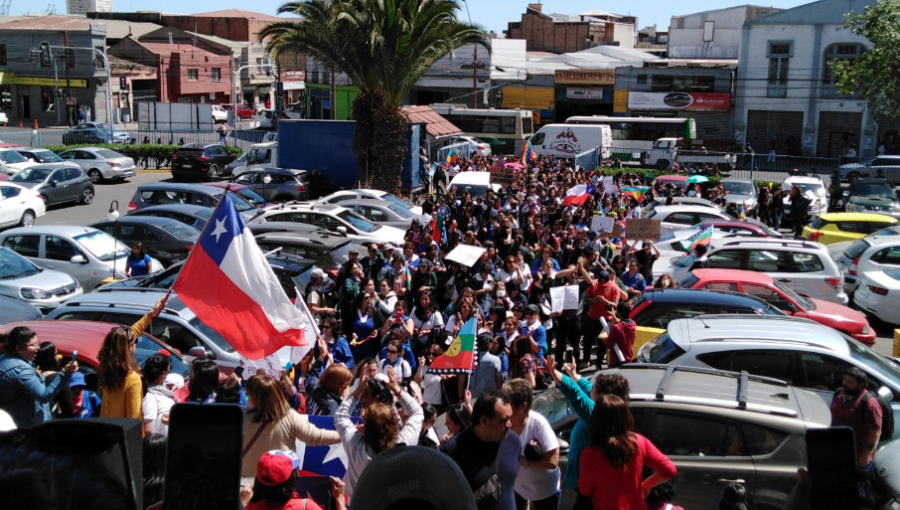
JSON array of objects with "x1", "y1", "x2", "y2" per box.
[
  {"x1": 855, "y1": 268, "x2": 900, "y2": 325},
  {"x1": 58, "y1": 147, "x2": 137, "y2": 183},
  {"x1": 783, "y1": 175, "x2": 828, "y2": 221},
  {"x1": 12, "y1": 148, "x2": 80, "y2": 172},
  {"x1": 838, "y1": 234, "x2": 900, "y2": 294},
  {"x1": 211, "y1": 104, "x2": 228, "y2": 123},
  {"x1": 0, "y1": 148, "x2": 38, "y2": 176},
  {"x1": 451, "y1": 135, "x2": 492, "y2": 157},
  {"x1": 339, "y1": 199, "x2": 432, "y2": 230},
  {"x1": 0, "y1": 182, "x2": 46, "y2": 228},
  {"x1": 248, "y1": 203, "x2": 407, "y2": 245},
  {"x1": 642, "y1": 205, "x2": 733, "y2": 236},
  {"x1": 315, "y1": 189, "x2": 423, "y2": 215},
  {"x1": 0, "y1": 110, "x2": 8, "y2": 125}
]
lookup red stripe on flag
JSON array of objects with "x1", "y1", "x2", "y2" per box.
[{"x1": 174, "y1": 246, "x2": 306, "y2": 360}]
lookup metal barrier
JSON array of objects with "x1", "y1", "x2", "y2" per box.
[
  {"x1": 0, "y1": 128, "x2": 269, "y2": 151},
  {"x1": 437, "y1": 142, "x2": 472, "y2": 166},
  {"x1": 575, "y1": 147, "x2": 599, "y2": 173}
]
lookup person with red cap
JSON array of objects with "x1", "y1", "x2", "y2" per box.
[{"x1": 245, "y1": 450, "x2": 347, "y2": 510}]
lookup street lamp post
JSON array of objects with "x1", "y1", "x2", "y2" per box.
[
  {"x1": 48, "y1": 45, "x2": 113, "y2": 126},
  {"x1": 232, "y1": 61, "x2": 273, "y2": 129},
  {"x1": 460, "y1": 0, "x2": 478, "y2": 108},
  {"x1": 108, "y1": 200, "x2": 120, "y2": 279}
]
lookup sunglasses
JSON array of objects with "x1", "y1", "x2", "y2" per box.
[{"x1": 387, "y1": 349, "x2": 399, "y2": 354}]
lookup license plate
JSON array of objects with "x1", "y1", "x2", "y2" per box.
[{"x1": 182, "y1": 164, "x2": 192, "y2": 168}]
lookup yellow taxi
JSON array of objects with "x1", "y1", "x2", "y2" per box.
[{"x1": 802, "y1": 212, "x2": 899, "y2": 244}]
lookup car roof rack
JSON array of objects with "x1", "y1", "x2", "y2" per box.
[{"x1": 719, "y1": 238, "x2": 821, "y2": 249}]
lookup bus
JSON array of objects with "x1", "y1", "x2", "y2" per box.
[
  {"x1": 431, "y1": 104, "x2": 534, "y2": 155},
  {"x1": 565, "y1": 116, "x2": 697, "y2": 153}
]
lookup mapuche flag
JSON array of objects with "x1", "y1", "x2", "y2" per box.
[{"x1": 428, "y1": 316, "x2": 477, "y2": 374}]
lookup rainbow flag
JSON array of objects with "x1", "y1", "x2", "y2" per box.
[
  {"x1": 445, "y1": 149, "x2": 459, "y2": 167},
  {"x1": 428, "y1": 316, "x2": 477, "y2": 374},
  {"x1": 681, "y1": 226, "x2": 714, "y2": 253},
  {"x1": 403, "y1": 265, "x2": 412, "y2": 291},
  {"x1": 622, "y1": 186, "x2": 651, "y2": 203},
  {"x1": 520, "y1": 140, "x2": 536, "y2": 165}
]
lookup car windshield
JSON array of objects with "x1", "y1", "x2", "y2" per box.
[
  {"x1": 886, "y1": 267, "x2": 900, "y2": 282},
  {"x1": 136, "y1": 334, "x2": 191, "y2": 378},
  {"x1": 188, "y1": 317, "x2": 236, "y2": 353},
  {"x1": 851, "y1": 182, "x2": 896, "y2": 199},
  {"x1": 160, "y1": 222, "x2": 200, "y2": 240},
  {"x1": 227, "y1": 192, "x2": 255, "y2": 212},
  {"x1": 674, "y1": 272, "x2": 699, "y2": 288},
  {"x1": 9, "y1": 168, "x2": 51, "y2": 183},
  {"x1": 0, "y1": 247, "x2": 41, "y2": 279},
  {"x1": 791, "y1": 182, "x2": 826, "y2": 196},
  {"x1": 331, "y1": 241, "x2": 356, "y2": 264},
  {"x1": 29, "y1": 151, "x2": 63, "y2": 163},
  {"x1": 771, "y1": 278, "x2": 814, "y2": 310},
  {"x1": 723, "y1": 181, "x2": 755, "y2": 195},
  {"x1": 0, "y1": 151, "x2": 27, "y2": 164},
  {"x1": 845, "y1": 336, "x2": 900, "y2": 387},
  {"x1": 388, "y1": 203, "x2": 414, "y2": 219},
  {"x1": 377, "y1": 193, "x2": 414, "y2": 210},
  {"x1": 233, "y1": 188, "x2": 268, "y2": 207},
  {"x1": 337, "y1": 210, "x2": 378, "y2": 232},
  {"x1": 74, "y1": 231, "x2": 131, "y2": 261},
  {"x1": 96, "y1": 149, "x2": 123, "y2": 159}
]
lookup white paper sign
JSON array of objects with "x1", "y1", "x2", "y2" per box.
[
  {"x1": 602, "y1": 176, "x2": 614, "y2": 190},
  {"x1": 445, "y1": 244, "x2": 488, "y2": 268},
  {"x1": 591, "y1": 215, "x2": 615, "y2": 233},
  {"x1": 550, "y1": 285, "x2": 580, "y2": 312}
]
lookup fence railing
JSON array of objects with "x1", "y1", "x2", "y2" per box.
[
  {"x1": 437, "y1": 142, "x2": 473, "y2": 166},
  {"x1": 0, "y1": 128, "x2": 270, "y2": 152}
]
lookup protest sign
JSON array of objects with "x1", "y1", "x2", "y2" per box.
[
  {"x1": 550, "y1": 286, "x2": 580, "y2": 312},
  {"x1": 445, "y1": 245, "x2": 487, "y2": 267},
  {"x1": 490, "y1": 166, "x2": 515, "y2": 186},
  {"x1": 591, "y1": 215, "x2": 615, "y2": 233},
  {"x1": 625, "y1": 218, "x2": 661, "y2": 240}
]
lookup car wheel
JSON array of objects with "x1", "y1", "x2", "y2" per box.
[
  {"x1": 208, "y1": 164, "x2": 220, "y2": 180},
  {"x1": 81, "y1": 187, "x2": 94, "y2": 204},
  {"x1": 19, "y1": 210, "x2": 35, "y2": 227},
  {"x1": 88, "y1": 169, "x2": 103, "y2": 184}
]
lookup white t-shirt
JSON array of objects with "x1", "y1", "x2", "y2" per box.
[
  {"x1": 421, "y1": 366, "x2": 443, "y2": 405},
  {"x1": 410, "y1": 307, "x2": 445, "y2": 332},
  {"x1": 142, "y1": 387, "x2": 177, "y2": 436},
  {"x1": 515, "y1": 411, "x2": 561, "y2": 501},
  {"x1": 378, "y1": 358, "x2": 412, "y2": 381}
]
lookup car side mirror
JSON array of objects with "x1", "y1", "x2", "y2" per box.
[
  {"x1": 337, "y1": 226, "x2": 347, "y2": 234},
  {"x1": 69, "y1": 255, "x2": 86, "y2": 264},
  {"x1": 188, "y1": 346, "x2": 208, "y2": 359},
  {"x1": 879, "y1": 386, "x2": 893, "y2": 400},
  {"x1": 263, "y1": 175, "x2": 273, "y2": 184},
  {"x1": 28, "y1": 158, "x2": 34, "y2": 162},
  {"x1": 49, "y1": 180, "x2": 58, "y2": 187}
]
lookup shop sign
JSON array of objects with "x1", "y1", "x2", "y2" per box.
[
  {"x1": 11, "y1": 76, "x2": 88, "y2": 88},
  {"x1": 555, "y1": 69, "x2": 615, "y2": 86},
  {"x1": 282, "y1": 69, "x2": 305, "y2": 82},
  {"x1": 309, "y1": 87, "x2": 332, "y2": 99},
  {"x1": 627, "y1": 91, "x2": 731, "y2": 111},
  {"x1": 566, "y1": 87, "x2": 603, "y2": 100}
]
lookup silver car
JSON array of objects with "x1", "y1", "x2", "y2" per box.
[
  {"x1": 339, "y1": 199, "x2": 431, "y2": 230},
  {"x1": 58, "y1": 147, "x2": 137, "y2": 183},
  {"x1": 0, "y1": 246, "x2": 82, "y2": 312},
  {"x1": 0, "y1": 225, "x2": 163, "y2": 290},
  {"x1": 13, "y1": 148, "x2": 81, "y2": 171},
  {"x1": 721, "y1": 178, "x2": 758, "y2": 215}
]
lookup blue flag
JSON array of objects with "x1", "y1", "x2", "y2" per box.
[{"x1": 295, "y1": 415, "x2": 359, "y2": 478}]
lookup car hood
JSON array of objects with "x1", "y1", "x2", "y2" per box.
[
  {"x1": 34, "y1": 162, "x2": 80, "y2": 170},
  {"x1": 6, "y1": 161, "x2": 35, "y2": 171},
  {"x1": 2, "y1": 268, "x2": 78, "y2": 289},
  {"x1": 803, "y1": 297, "x2": 869, "y2": 331},
  {"x1": 848, "y1": 196, "x2": 898, "y2": 208},
  {"x1": 725, "y1": 194, "x2": 756, "y2": 204}
]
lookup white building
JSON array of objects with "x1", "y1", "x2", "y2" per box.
[
  {"x1": 67, "y1": 0, "x2": 112, "y2": 15},
  {"x1": 733, "y1": 0, "x2": 879, "y2": 157},
  {"x1": 668, "y1": 5, "x2": 780, "y2": 60}
]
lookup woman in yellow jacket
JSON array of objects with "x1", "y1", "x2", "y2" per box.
[{"x1": 98, "y1": 296, "x2": 169, "y2": 422}]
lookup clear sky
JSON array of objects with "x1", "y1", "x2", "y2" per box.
[{"x1": 70, "y1": 0, "x2": 809, "y2": 32}]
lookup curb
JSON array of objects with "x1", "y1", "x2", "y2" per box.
[{"x1": 137, "y1": 169, "x2": 171, "y2": 174}]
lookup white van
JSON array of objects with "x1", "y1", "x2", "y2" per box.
[
  {"x1": 246, "y1": 141, "x2": 278, "y2": 169},
  {"x1": 528, "y1": 124, "x2": 612, "y2": 159},
  {"x1": 448, "y1": 171, "x2": 502, "y2": 199}
]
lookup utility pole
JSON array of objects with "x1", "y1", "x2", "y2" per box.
[
  {"x1": 472, "y1": 45, "x2": 478, "y2": 108},
  {"x1": 63, "y1": 33, "x2": 72, "y2": 126}
]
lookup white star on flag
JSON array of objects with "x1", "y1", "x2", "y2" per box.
[{"x1": 210, "y1": 217, "x2": 228, "y2": 242}]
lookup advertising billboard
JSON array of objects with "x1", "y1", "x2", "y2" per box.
[{"x1": 627, "y1": 92, "x2": 731, "y2": 111}]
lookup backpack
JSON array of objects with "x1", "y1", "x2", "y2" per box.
[{"x1": 862, "y1": 391, "x2": 894, "y2": 439}]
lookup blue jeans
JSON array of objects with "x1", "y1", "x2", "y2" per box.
[{"x1": 516, "y1": 491, "x2": 561, "y2": 510}]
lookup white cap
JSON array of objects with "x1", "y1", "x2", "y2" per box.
[{"x1": 164, "y1": 373, "x2": 185, "y2": 390}]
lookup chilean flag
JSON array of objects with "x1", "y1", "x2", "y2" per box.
[
  {"x1": 562, "y1": 184, "x2": 595, "y2": 207},
  {"x1": 173, "y1": 193, "x2": 307, "y2": 359}
]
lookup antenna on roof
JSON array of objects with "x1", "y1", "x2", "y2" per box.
[{"x1": 193, "y1": 21, "x2": 197, "y2": 47}]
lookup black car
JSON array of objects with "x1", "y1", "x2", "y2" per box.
[
  {"x1": 90, "y1": 216, "x2": 200, "y2": 266},
  {"x1": 843, "y1": 177, "x2": 900, "y2": 216},
  {"x1": 231, "y1": 168, "x2": 310, "y2": 202},
  {"x1": 629, "y1": 288, "x2": 784, "y2": 329},
  {"x1": 253, "y1": 231, "x2": 358, "y2": 277},
  {"x1": 129, "y1": 204, "x2": 213, "y2": 230},
  {"x1": 171, "y1": 144, "x2": 236, "y2": 181}
]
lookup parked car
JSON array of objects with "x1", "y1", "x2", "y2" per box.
[
  {"x1": 171, "y1": 143, "x2": 237, "y2": 181},
  {"x1": 13, "y1": 148, "x2": 81, "y2": 171},
  {"x1": 284, "y1": 102, "x2": 305, "y2": 120},
  {"x1": 533, "y1": 363, "x2": 831, "y2": 510},
  {"x1": 315, "y1": 189, "x2": 423, "y2": 215},
  {"x1": 254, "y1": 109, "x2": 276, "y2": 130},
  {"x1": 643, "y1": 205, "x2": 733, "y2": 236},
  {"x1": 0, "y1": 181, "x2": 46, "y2": 228},
  {"x1": 652, "y1": 225, "x2": 781, "y2": 278},
  {"x1": 222, "y1": 151, "x2": 247, "y2": 177},
  {"x1": 339, "y1": 199, "x2": 431, "y2": 230},
  {"x1": 0, "y1": 295, "x2": 42, "y2": 325},
  {"x1": 628, "y1": 288, "x2": 784, "y2": 330},
  {"x1": 0, "y1": 147, "x2": 38, "y2": 175},
  {"x1": 802, "y1": 212, "x2": 899, "y2": 245},
  {"x1": 220, "y1": 103, "x2": 255, "y2": 120},
  {"x1": 650, "y1": 174, "x2": 690, "y2": 191},
  {"x1": 0, "y1": 320, "x2": 192, "y2": 392},
  {"x1": 675, "y1": 268, "x2": 875, "y2": 345},
  {"x1": 0, "y1": 245, "x2": 82, "y2": 312},
  {"x1": 839, "y1": 155, "x2": 900, "y2": 183},
  {"x1": 646, "y1": 195, "x2": 720, "y2": 212},
  {"x1": 230, "y1": 167, "x2": 310, "y2": 202},
  {"x1": 855, "y1": 268, "x2": 900, "y2": 326},
  {"x1": 783, "y1": 175, "x2": 828, "y2": 222},
  {"x1": 57, "y1": 147, "x2": 137, "y2": 183},
  {"x1": 691, "y1": 219, "x2": 783, "y2": 238},
  {"x1": 130, "y1": 204, "x2": 213, "y2": 230},
  {"x1": 253, "y1": 231, "x2": 358, "y2": 279},
  {"x1": 0, "y1": 225, "x2": 164, "y2": 290},
  {"x1": 842, "y1": 177, "x2": 900, "y2": 217},
  {"x1": 90, "y1": 216, "x2": 200, "y2": 266},
  {"x1": 204, "y1": 182, "x2": 272, "y2": 208},
  {"x1": 127, "y1": 182, "x2": 259, "y2": 222},
  {"x1": 450, "y1": 135, "x2": 492, "y2": 157},
  {"x1": 7, "y1": 166, "x2": 94, "y2": 207},
  {"x1": 720, "y1": 178, "x2": 758, "y2": 215},
  {"x1": 671, "y1": 238, "x2": 848, "y2": 304},
  {"x1": 636, "y1": 314, "x2": 900, "y2": 440},
  {"x1": 211, "y1": 104, "x2": 228, "y2": 123},
  {"x1": 838, "y1": 234, "x2": 900, "y2": 294},
  {"x1": 249, "y1": 203, "x2": 407, "y2": 245},
  {"x1": 61, "y1": 122, "x2": 129, "y2": 145}
]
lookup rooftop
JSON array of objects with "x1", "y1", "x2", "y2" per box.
[
  {"x1": 401, "y1": 105, "x2": 463, "y2": 139},
  {"x1": 0, "y1": 15, "x2": 103, "y2": 32},
  {"x1": 189, "y1": 9, "x2": 286, "y2": 21},
  {"x1": 140, "y1": 42, "x2": 230, "y2": 58}
]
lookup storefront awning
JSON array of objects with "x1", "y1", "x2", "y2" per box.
[{"x1": 283, "y1": 82, "x2": 305, "y2": 91}]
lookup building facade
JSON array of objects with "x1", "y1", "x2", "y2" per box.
[
  {"x1": 67, "y1": 0, "x2": 112, "y2": 15},
  {"x1": 507, "y1": 4, "x2": 636, "y2": 53},
  {"x1": 668, "y1": 5, "x2": 780, "y2": 60},
  {"x1": 733, "y1": 0, "x2": 877, "y2": 157}
]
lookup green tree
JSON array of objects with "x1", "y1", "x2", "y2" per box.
[
  {"x1": 834, "y1": 0, "x2": 900, "y2": 120},
  {"x1": 261, "y1": 0, "x2": 490, "y2": 193}
]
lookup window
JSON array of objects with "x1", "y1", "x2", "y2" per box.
[
  {"x1": 636, "y1": 74, "x2": 647, "y2": 84},
  {"x1": 0, "y1": 43, "x2": 6, "y2": 67},
  {"x1": 2, "y1": 235, "x2": 40, "y2": 257},
  {"x1": 188, "y1": 69, "x2": 199, "y2": 81},
  {"x1": 703, "y1": 282, "x2": 738, "y2": 292},
  {"x1": 650, "y1": 75, "x2": 715, "y2": 92},
  {"x1": 790, "y1": 253, "x2": 824, "y2": 272},
  {"x1": 742, "y1": 284, "x2": 796, "y2": 312},
  {"x1": 650, "y1": 412, "x2": 747, "y2": 457},
  {"x1": 211, "y1": 68, "x2": 221, "y2": 83},
  {"x1": 698, "y1": 350, "x2": 794, "y2": 384},
  {"x1": 747, "y1": 250, "x2": 792, "y2": 273},
  {"x1": 708, "y1": 250, "x2": 744, "y2": 269},
  {"x1": 148, "y1": 318, "x2": 205, "y2": 354},
  {"x1": 872, "y1": 247, "x2": 900, "y2": 266},
  {"x1": 45, "y1": 236, "x2": 81, "y2": 262},
  {"x1": 530, "y1": 133, "x2": 545, "y2": 145},
  {"x1": 118, "y1": 225, "x2": 158, "y2": 243},
  {"x1": 823, "y1": 44, "x2": 864, "y2": 89},
  {"x1": 65, "y1": 167, "x2": 83, "y2": 181},
  {"x1": 800, "y1": 353, "x2": 854, "y2": 391},
  {"x1": 742, "y1": 423, "x2": 789, "y2": 456},
  {"x1": 837, "y1": 221, "x2": 869, "y2": 234},
  {"x1": 767, "y1": 41, "x2": 792, "y2": 98},
  {"x1": 0, "y1": 186, "x2": 20, "y2": 199},
  {"x1": 666, "y1": 212, "x2": 698, "y2": 225},
  {"x1": 40, "y1": 87, "x2": 55, "y2": 113}
]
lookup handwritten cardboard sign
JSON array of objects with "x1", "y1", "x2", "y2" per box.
[
  {"x1": 625, "y1": 218, "x2": 661, "y2": 240},
  {"x1": 490, "y1": 166, "x2": 515, "y2": 186}
]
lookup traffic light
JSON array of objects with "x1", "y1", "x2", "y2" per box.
[
  {"x1": 39, "y1": 42, "x2": 51, "y2": 67},
  {"x1": 119, "y1": 76, "x2": 127, "y2": 91}
]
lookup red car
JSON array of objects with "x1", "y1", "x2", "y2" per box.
[
  {"x1": 0, "y1": 320, "x2": 192, "y2": 391},
  {"x1": 692, "y1": 219, "x2": 783, "y2": 238},
  {"x1": 219, "y1": 103, "x2": 255, "y2": 120},
  {"x1": 676, "y1": 268, "x2": 876, "y2": 346}
]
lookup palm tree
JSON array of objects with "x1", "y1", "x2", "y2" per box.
[{"x1": 261, "y1": 0, "x2": 490, "y2": 193}]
